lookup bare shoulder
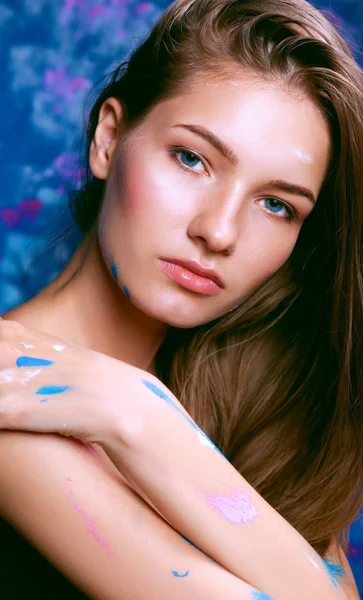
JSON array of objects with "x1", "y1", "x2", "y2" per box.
[{"x1": 325, "y1": 537, "x2": 360, "y2": 600}]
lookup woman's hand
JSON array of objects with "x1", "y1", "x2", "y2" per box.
[
  {"x1": 0, "y1": 319, "x2": 355, "y2": 600},
  {"x1": 0, "y1": 318, "x2": 154, "y2": 445}
]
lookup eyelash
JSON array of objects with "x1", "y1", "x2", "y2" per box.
[{"x1": 168, "y1": 146, "x2": 298, "y2": 223}]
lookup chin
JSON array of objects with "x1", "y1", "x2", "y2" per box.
[{"x1": 148, "y1": 300, "x2": 222, "y2": 329}]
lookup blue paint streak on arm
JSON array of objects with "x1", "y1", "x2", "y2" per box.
[
  {"x1": 16, "y1": 356, "x2": 54, "y2": 368},
  {"x1": 122, "y1": 286, "x2": 130, "y2": 299},
  {"x1": 321, "y1": 559, "x2": 346, "y2": 589},
  {"x1": 251, "y1": 592, "x2": 275, "y2": 600},
  {"x1": 180, "y1": 535, "x2": 199, "y2": 550},
  {"x1": 140, "y1": 379, "x2": 227, "y2": 460},
  {"x1": 40, "y1": 398, "x2": 49, "y2": 403},
  {"x1": 111, "y1": 258, "x2": 118, "y2": 283},
  {"x1": 180, "y1": 535, "x2": 214, "y2": 562},
  {"x1": 35, "y1": 385, "x2": 71, "y2": 395},
  {"x1": 171, "y1": 569, "x2": 190, "y2": 578}
]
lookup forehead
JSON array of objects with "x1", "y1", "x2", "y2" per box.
[{"x1": 144, "y1": 73, "x2": 331, "y2": 187}]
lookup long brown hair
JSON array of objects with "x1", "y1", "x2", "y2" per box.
[{"x1": 71, "y1": 0, "x2": 363, "y2": 556}]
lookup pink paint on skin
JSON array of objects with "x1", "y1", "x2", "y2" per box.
[
  {"x1": 208, "y1": 491, "x2": 259, "y2": 525},
  {"x1": 65, "y1": 478, "x2": 116, "y2": 556},
  {"x1": 75, "y1": 503, "x2": 110, "y2": 548}
]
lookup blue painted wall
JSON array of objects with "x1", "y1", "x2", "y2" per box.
[{"x1": 0, "y1": 0, "x2": 362, "y2": 592}]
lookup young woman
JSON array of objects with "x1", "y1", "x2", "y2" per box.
[{"x1": 0, "y1": 0, "x2": 362, "y2": 598}]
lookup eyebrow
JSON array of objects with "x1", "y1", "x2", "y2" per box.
[
  {"x1": 173, "y1": 123, "x2": 316, "y2": 205},
  {"x1": 173, "y1": 123, "x2": 239, "y2": 165}
]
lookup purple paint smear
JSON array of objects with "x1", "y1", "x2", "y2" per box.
[
  {"x1": 65, "y1": 480, "x2": 115, "y2": 555},
  {"x1": 208, "y1": 491, "x2": 259, "y2": 525},
  {"x1": 74, "y1": 503, "x2": 109, "y2": 546}
]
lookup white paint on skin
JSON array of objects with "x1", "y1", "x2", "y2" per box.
[
  {"x1": 306, "y1": 551, "x2": 321, "y2": 571},
  {"x1": 0, "y1": 367, "x2": 41, "y2": 385},
  {"x1": 0, "y1": 369, "x2": 16, "y2": 383},
  {"x1": 22, "y1": 368, "x2": 42, "y2": 383},
  {"x1": 21, "y1": 342, "x2": 34, "y2": 349},
  {"x1": 294, "y1": 148, "x2": 314, "y2": 164},
  {"x1": 53, "y1": 344, "x2": 65, "y2": 351},
  {"x1": 198, "y1": 431, "x2": 216, "y2": 448}
]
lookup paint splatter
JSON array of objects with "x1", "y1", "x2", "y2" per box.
[
  {"x1": 16, "y1": 356, "x2": 54, "y2": 368},
  {"x1": 74, "y1": 503, "x2": 111, "y2": 549},
  {"x1": 141, "y1": 379, "x2": 226, "y2": 459},
  {"x1": 142, "y1": 379, "x2": 173, "y2": 404},
  {"x1": 0, "y1": 367, "x2": 41, "y2": 384},
  {"x1": 251, "y1": 592, "x2": 275, "y2": 600},
  {"x1": 122, "y1": 286, "x2": 130, "y2": 299},
  {"x1": 321, "y1": 559, "x2": 346, "y2": 589},
  {"x1": 40, "y1": 398, "x2": 49, "y2": 403},
  {"x1": 53, "y1": 345, "x2": 65, "y2": 352},
  {"x1": 111, "y1": 258, "x2": 118, "y2": 283},
  {"x1": 306, "y1": 552, "x2": 321, "y2": 572},
  {"x1": 36, "y1": 385, "x2": 71, "y2": 395},
  {"x1": 65, "y1": 480, "x2": 115, "y2": 556},
  {"x1": 172, "y1": 569, "x2": 190, "y2": 578},
  {"x1": 20, "y1": 342, "x2": 34, "y2": 349},
  {"x1": 180, "y1": 535, "x2": 214, "y2": 562},
  {"x1": 180, "y1": 535, "x2": 199, "y2": 551},
  {"x1": 208, "y1": 491, "x2": 259, "y2": 525}
]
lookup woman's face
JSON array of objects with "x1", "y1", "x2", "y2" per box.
[{"x1": 94, "y1": 73, "x2": 331, "y2": 328}]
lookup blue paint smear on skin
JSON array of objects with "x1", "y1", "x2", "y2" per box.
[
  {"x1": 321, "y1": 559, "x2": 346, "y2": 589},
  {"x1": 141, "y1": 379, "x2": 227, "y2": 460},
  {"x1": 40, "y1": 398, "x2": 49, "y2": 403},
  {"x1": 180, "y1": 535, "x2": 199, "y2": 551},
  {"x1": 251, "y1": 592, "x2": 275, "y2": 600},
  {"x1": 180, "y1": 535, "x2": 214, "y2": 562},
  {"x1": 16, "y1": 356, "x2": 54, "y2": 368},
  {"x1": 111, "y1": 258, "x2": 118, "y2": 283},
  {"x1": 110, "y1": 258, "x2": 130, "y2": 299},
  {"x1": 172, "y1": 569, "x2": 190, "y2": 578},
  {"x1": 36, "y1": 385, "x2": 71, "y2": 395}
]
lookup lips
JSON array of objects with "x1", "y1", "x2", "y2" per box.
[{"x1": 163, "y1": 258, "x2": 225, "y2": 288}]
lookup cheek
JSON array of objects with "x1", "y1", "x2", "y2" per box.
[
  {"x1": 234, "y1": 225, "x2": 299, "y2": 296},
  {"x1": 120, "y1": 151, "x2": 173, "y2": 218}
]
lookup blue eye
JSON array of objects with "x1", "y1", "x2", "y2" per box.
[
  {"x1": 174, "y1": 149, "x2": 204, "y2": 172},
  {"x1": 260, "y1": 197, "x2": 293, "y2": 220}
]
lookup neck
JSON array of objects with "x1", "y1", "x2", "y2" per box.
[{"x1": 6, "y1": 230, "x2": 168, "y2": 371}]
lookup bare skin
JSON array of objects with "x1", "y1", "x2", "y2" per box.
[
  {"x1": 1, "y1": 72, "x2": 359, "y2": 599},
  {"x1": 0, "y1": 322, "x2": 359, "y2": 599},
  {"x1": 6, "y1": 74, "x2": 330, "y2": 358}
]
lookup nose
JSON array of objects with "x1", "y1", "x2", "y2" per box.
[{"x1": 187, "y1": 184, "x2": 241, "y2": 255}]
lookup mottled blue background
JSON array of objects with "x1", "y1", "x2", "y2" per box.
[{"x1": 0, "y1": 0, "x2": 362, "y2": 591}]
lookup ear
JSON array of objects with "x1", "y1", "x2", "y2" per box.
[{"x1": 89, "y1": 97, "x2": 124, "y2": 180}]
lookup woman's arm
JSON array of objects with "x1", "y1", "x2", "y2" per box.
[
  {"x1": 0, "y1": 321, "x2": 359, "y2": 600},
  {"x1": 0, "y1": 430, "x2": 262, "y2": 600},
  {"x1": 100, "y1": 374, "x2": 357, "y2": 600}
]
